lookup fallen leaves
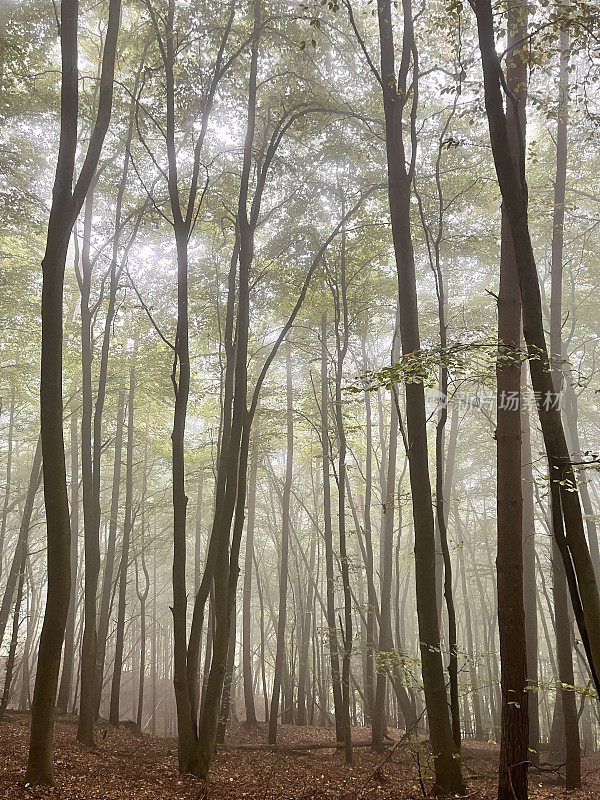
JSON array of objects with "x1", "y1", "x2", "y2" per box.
[{"x1": 1, "y1": 714, "x2": 599, "y2": 799}]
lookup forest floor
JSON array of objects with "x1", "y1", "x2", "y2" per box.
[{"x1": 1, "y1": 713, "x2": 599, "y2": 800}]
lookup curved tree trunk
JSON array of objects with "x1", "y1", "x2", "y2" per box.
[
  {"x1": 474, "y1": 0, "x2": 600, "y2": 699},
  {"x1": 26, "y1": 0, "x2": 121, "y2": 781}
]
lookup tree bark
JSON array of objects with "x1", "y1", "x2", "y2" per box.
[
  {"x1": 473, "y1": 0, "x2": 600, "y2": 698},
  {"x1": 376, "y1": 0, "x2": 464, "y2": 790},
  {"x1": 26, "y1": 0, "x2": 121, "y2": 782},
  {"x1": 496, "y1": 2, "x2": 529, "y2": 796}
]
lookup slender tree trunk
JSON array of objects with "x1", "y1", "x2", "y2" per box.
[
  {"x1": 332, "y1": 211, "x2": 353, "y2": 764},
  {"x1": 376, "y1": 0, "x2": 464, "y2": 790},
  {"x1": 361, "y1": 337, "x2": 376, "y2": 725},
  {"x1": 373, "y1": 330, "x2": 400, "y2": 752},
  {"x1": 457, "y1": 533, "x2": 483, "y2": 739},
  {"x1": 194, "y1": 474, "x2": 204, "y2": 595},
  {"x1": 94, "y1": 391, "x2": 125, "y2": 716},
  {"x1": 136, "y1": 439, "x2": 150, "y2": 730},
  {"x1": 78, "y1": 179, "x2": 101, "y2": 747},
  {"x1": 26, "y1": 0, "x2": 121, "y2": 781},
  {"x1": 0, "y1": 438, "x2": 42, "y2": 650},
  {"x1": 57, "y1": 412, "x2": 79, "y2": 713},
  {"x1": 0, "y1": 388, "x2": 16, "y2": 577},
  {"x1": 496, "y1": 4, "x2": 529, "y2": 796},
  {"x1": 88, "y1": 70, "x2": 139, "y2": 721},
  {"x1": 473, "y1": 0, "x2": 600, "y2": 697},
  {"x1": 109, "y1": 351, "x2": 136, "y2": 725},
  {"x1": 216, "y1": 594, "x2": 237, "y2": 743},
  {"x1": 0, "y1": 548, "x2": 25, "y2": 722},
  {"x1": 549, "y1": 28, "x2": 581, "y2": 788},
  {"x1": 243, "y1": 416, "x2": 260, "y2": 727},
  {"x1": 521, "y1": 399, "x2": 539, "y2": 760},
  {"x1": 297, "y1": 525, "x2": 316, "y2": 726},
  {"x1": 320, "y1": 310, "x2": 344, "y2": 743},
  {"x1": 268, "y1": 348, "x2": 293, "y2": 745}
]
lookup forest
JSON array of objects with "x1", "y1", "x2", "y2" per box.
[{"x1": 1, "y1": 0, "x2": 600, "y2": 797}]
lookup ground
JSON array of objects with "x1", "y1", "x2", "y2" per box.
[{"x1": 1, "y1": 714, "x2": 599, "y2": 799}]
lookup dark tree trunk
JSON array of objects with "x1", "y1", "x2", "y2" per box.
[
  {"x1": 473, "y1": 0, "x2": 600, "y2": 696},
  {"x1": 375, "y1": 0, "x2": 464, "y2": 790},
  {"x1": 320, "y1": 310, "x2": 344, "y2": 743},
  {"x1": 26, "y1": 0, "x2": 121, "y2": 782},
  {"x1": 242, "y1": 415, "x2": 260, "y2": 727},
  {"x1": 496, "y1": 3, "x2": 529, "y2": 797}
]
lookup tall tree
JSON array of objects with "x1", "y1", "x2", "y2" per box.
[
  {"x1": 109, "y1": 345, "x2": 136, "y2": 725},
  {"x1": 549, "y1": 20, "x2": 581, "y2": 788},
  {"x1": 374, "y1": 0, "x2": 464, "y2": 790},
  {"x1": 26, "y1": 0, "x2": 121, "y2": 781},
  {"x1": 495, "y1": 3, "x2": 529, "y2": 796},
  {"x1": 472, "y1": 0, "x2": 600, "y2": 698}
]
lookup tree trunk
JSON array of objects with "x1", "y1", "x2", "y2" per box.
[
  {"x1": 268, "y1": 348, "x2": 293, "y2": 745},
  {"x1": 376, "y1": 0, "x2": 464, "y2": 790},
  {"x1": 242, "y1": 415, "x2": 260, "y2": 727},
  {"x1": 0, "y1": 548, "x2": 25, "y2": 722},
  {"x1": 78, "y1": 179, "x2": 101, "y2": 747},
  {"x1": 57, "y1": 412, "x2": 79, "y2": 714},
  {"x1": 457, "y1": 532, "x2": 484, "y2": 740},
  {"x1": 26, "y1": 0, "x2": 121, "y2": 781},
  {"x1": 549, "y1": 28, "x2": 581, "y2": 788},
  {"x1": 373, "y1": 330, "x2": 401, "y2": 752},
  {"x1": 0, "y1": 388, "x2": 15, "y2": 578},
  {"x1": 360, "y1": 337, "x2": 376, "y2": 725},
  {"x1": 94, "y1": 391, "x2": 125, "y2": 717},
  {"x1": 320, "y1": 310, "x2": 344, "y2": 743},
  {"x1": 109, "y1": 350, "x2": 136, "y2": 725},
  {"x1": 297, "y1": 525, "x2": 316, "y2": 726},
  {"x1": 0, "y1": 438, "x2": 42, "y2": 650},
  {"x1": 332, "y1": 211, "x2": 353, "y2": 764},
  {"x1": 521, "y1": 399, "x2": 539, "y2": 761},
  {"x1": 496, "y1": 3, "x2": 529, "y2": 796},
  {"x1": 473, "y1": 0, "x2": 600, "y2": 698},
  {"x1": 136, "y1": 439, "x2": 150, "y2": 730}
]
